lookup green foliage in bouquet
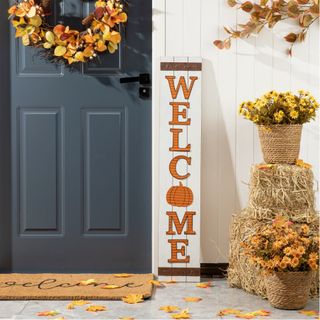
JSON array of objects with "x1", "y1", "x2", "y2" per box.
[{"x1": 239, "y1": 90, "x2": 319, "y2": 125}]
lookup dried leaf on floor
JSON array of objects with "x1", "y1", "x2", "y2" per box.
[
  {"x1": 79, "y1": 279, "x2": 96, "y2": 286},
  {"x1": 113, "y1": 273, "x2": 133, "y2": 278},
  {"x1": 67, "y1": 300, "x2": 91, "y2": 309},
  {"x1": 162, "y1": 279, "x2": 177, "y2": 284},
  {"x1": 119, "y1": 317, "x2": 135, "y2": 320},
  {"x1": 249, "y1": 310, "x2": 271, "y2": 317},
  {"x1": 183, "y1": 297, "x2": 202, "y2": 302},
  {"x1": 218, "y1": 309, "x2": 242, "y2": 316},
  {"x1": 196, "y1": 282, "x2": 213, "y2": 288},
  {"x1": 37, "y1": 310, "x2": 59, "y2": 317},
  {"x1": 160, "y1": 305, "x2": 180, "y2": 313},
  {"x1": 171, "y1": 308, "x2": 191, "y2": 319},
  {"x1": 299, "y1": 310, "x2": 319, "y2": 317},
  {"x1": 149, "y1": 280, "x2": 165, "y2": 287},
  {"x1": 122, "y1": 294, "x2": 144, "y2": 304},
  {"x1": 101, "y1": 284, "x2": 121, "y2": 289},
  {"x1": 218, "y1": 309, "x2": 271, "y2": 319},
  {"x1": 86, "y1": 305, "x2": 107, "y2": 312}
]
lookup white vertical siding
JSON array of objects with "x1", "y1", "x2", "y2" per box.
[{"x1": 153, "y1": 0, "x2": 320, "y2": 264}]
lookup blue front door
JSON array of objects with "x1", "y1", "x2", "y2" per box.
[{"x1": 4, "y1": 0, "x2": 152, "y2": 273}]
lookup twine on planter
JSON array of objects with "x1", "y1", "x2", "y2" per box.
[
  {"x1": 258, "y1": 124, "x2": 302, "y2": 164},
  {"x1": 265, "y1": 272, "x2": 314, "y2": 310}
]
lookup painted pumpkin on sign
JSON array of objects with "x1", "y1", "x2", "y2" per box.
[{"x1": 166, "y1": 182, "x2": 194, "y2": 207}]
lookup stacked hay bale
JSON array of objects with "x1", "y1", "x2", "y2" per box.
[{"x1": 228, "y1": 164, "x2": 319, "y2": 298}]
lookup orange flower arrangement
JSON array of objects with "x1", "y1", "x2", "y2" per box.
[
  {"x1": 8, "y1": 0, "x2": 127, "y2": 64},
  {"x1": 241, "y1": 216, "x2": 319, "y2": 273}
]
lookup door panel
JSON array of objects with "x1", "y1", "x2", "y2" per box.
[
  {"x1": 18, "y1": 108, "x2": 63, "y2": 235},
  {"x1": 5, "y1": 0, "x2": 152, "y2": 273}
]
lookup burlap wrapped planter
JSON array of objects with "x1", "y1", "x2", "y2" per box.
[
  {"x1": 258, "y1": 124, "x2": 302, "y2": 164},
  {"x1": 265, "y1": 272, "x2": 313, "y2": 310}
]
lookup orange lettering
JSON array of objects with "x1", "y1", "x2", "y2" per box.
[
  {"x1": 169, "y1": 155, "x2": 191, "y2": 180},
  {"x1": 166, "y1": 211, "x2": 196, "y2": 235},
  {"x1": 169, "y1": 128, "x2": 191, "y2": 152},
  {"x1": 169, "y1": 102, "x2": 191, "y2": 126},
  {"x1": 166, "y1": 76, "x2": 198, "y2": 99},
  {"x1": 168, "y1": 239, "x2": 190, "y2": 263}
]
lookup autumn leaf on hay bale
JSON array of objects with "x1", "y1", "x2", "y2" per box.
[
  {"x1": 86, "y1": 305, "x2": 107, "y2": 312},
  {"x1": 37, "y1": 310, "x2": 59, "y2": 317},
  {"x1": 160, "y1": 305, "x2": 181, "y2": 313},
  {"x1": 122, "y1": 294, "x2": 144, "y2": 304}
]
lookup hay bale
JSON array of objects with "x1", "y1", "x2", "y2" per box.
[
  {"x1": 228, "y1": 209, "x2": 319, "y2": 298},
  {"x1": 248, "y1": 164, "x2": 315, "y2": 221}
]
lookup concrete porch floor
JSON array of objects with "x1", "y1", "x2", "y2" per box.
[{"x1": 0, "y1": 279, "x2": 318, "y2": 319}]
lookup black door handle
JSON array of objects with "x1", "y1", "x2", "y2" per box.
[{"x1": 120, "y1": 73, "x2": 151, "y2": 85}]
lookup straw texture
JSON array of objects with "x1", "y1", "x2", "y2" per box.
[
  {"x1": 228, "y1": 164, "x2": 319, "y2": 299},
  {"x1": 258, "y1": 125, "x2": 302, "y2": 164},
  {"x1": 248, "y1": 164, "x2": 316, "y2": 221},
  {"x1": 265, "y1": 272, "x2": 313, "y2": 310}
]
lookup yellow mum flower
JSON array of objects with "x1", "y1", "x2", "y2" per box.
[
  {"x1": 274, "y1": 110, "x2": 284, "y2": 123},
  {"x1": 289, "y1": 110, "x2": 299, "y2": 119}
]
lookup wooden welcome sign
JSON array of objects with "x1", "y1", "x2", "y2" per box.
[{"x1": 158, "y1": 57, "x2": 202, "y2": 281}]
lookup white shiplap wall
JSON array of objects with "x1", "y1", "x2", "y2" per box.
[{"x1": 152, "y1": 0, "x2": 320, "y2": 265}]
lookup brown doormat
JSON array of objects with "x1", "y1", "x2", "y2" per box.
[{"x1": 0, "y1": 273, "x2": 154, "y2": 300}]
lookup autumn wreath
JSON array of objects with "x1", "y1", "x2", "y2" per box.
[{"x1": 8, "y1": 0, "x2": 127, "y2": 64}]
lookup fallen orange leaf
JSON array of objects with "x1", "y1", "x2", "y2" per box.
[
  {"x1": 183, "y1": 297, "x2": 202, "y2": 302},
  {"x1": 122, "y1": 294, "x2": 144, "y2": 304},
  {"x1": 101, "y1": 284, "x2": 121, "y2": 289},
  {"x1": 171, "y1": 308, "x2": 191, "y2": 319},
  {"x1": 162, "y1": 279, "x2": 177, "y2": 284},
  {"x1": 299, "y1": 310, "x2": 319, "y2": 317},
  {"x1": 113, "y1": 273, "x2": 133, "y2": 278},
  {"x1": 160, "y1": 305, "x2": 180, "y2": 313},
  {"x1": 54, "y1": 318, "x2": 66, "y2": 320},
  {"x1": 236, "y1": 314, "x2": 254, "y2": 319},
  {"x1": 67, "y1": 300, "x2": 91, "y2": 309},
  {"x1": 79, "y1": 279, "x2": 96, "y2": 286},
  {"x1": 37, "y1": 311, "x2": 59, "y2": 317},
  {"x1": 249, "y1": 310, "x2": 271, "y2": 317},
  {"x1": 196, "y1": 282, "x2": 213, "y2": 288},
  {"x1": 149, "y1": 280, "x2": 165, "y2": 287},
  {"x1": 86, "y1": 305, "x2": 107, "y2": 312},
  {"x1": 217, "y1": 309, "x2": 242, "y2": 316}
]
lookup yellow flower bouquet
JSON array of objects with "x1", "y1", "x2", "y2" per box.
[
  {"x1": 239, "y1": 90, "x2": 319, "y2": 125},
  {"x1": 241, "y1": 216, "x2": 319, "y2": 309},
  {"x1": 238, "y1": 90, "x2": 319, "y2": 164}
]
